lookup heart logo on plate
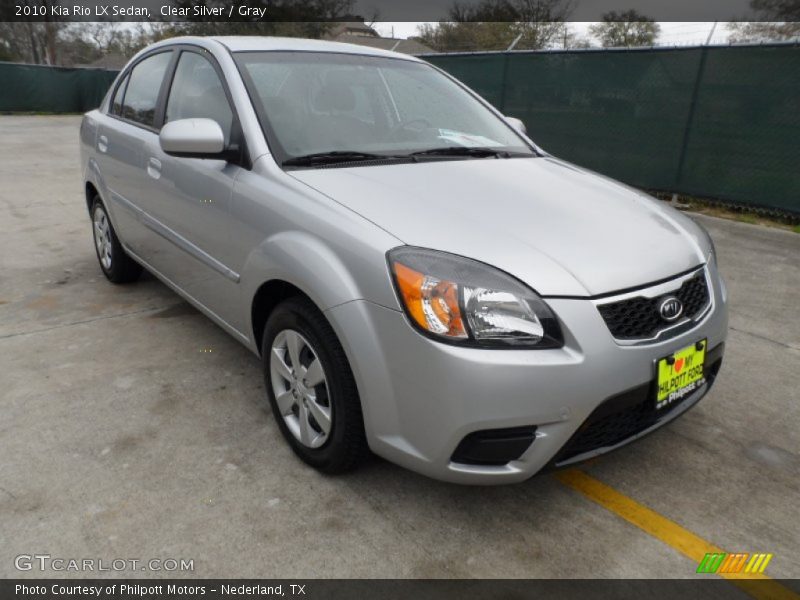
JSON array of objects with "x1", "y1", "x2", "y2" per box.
[{"x1": 674, "y1": 357, "x2": 685, "y2": 373}]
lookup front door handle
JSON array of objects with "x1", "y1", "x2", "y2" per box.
[
  {"x1": 97, "y1": 135, "x2": 108, "y2": 153},
  {"x1": 147, "y1": 157, "x2": 161, "y2": 180}
]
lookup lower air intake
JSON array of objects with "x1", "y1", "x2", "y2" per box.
[{"x1": 451, "y1": 426, "x2": 537, "y2": 466}]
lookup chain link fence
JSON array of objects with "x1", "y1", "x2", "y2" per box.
[
  {"x1": 0, "y1": 61, "x2": 117, "y2": 113},
  {"x1": 1, "y1": 43, "x2": 797, "y2": 214},
  {"x1": 422, "y1": 43, "x2": 800, "y2": 215}
]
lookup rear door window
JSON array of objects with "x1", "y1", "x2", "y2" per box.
[{"x1": 120, "y1": 52, "x2": 172, "y2": 128}]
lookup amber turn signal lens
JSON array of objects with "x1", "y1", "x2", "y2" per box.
[{"x1": 393, "y1": 261, "x2": 467, "y2": 338}]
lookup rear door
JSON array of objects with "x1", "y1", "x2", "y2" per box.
[
  {"x1": 139, "y1": 48, "x2": 246, "y2": 333},
  {"x1": 94, "y1": 50, "x2": 174, "y2": 255}
]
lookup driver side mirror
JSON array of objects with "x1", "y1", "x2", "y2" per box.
[
  {"x1": 159, "y1": 118, "x2": 234, "y2": 160},
  {"x1": 505, "y1": 116, "x2": 527, "y2": 135}
]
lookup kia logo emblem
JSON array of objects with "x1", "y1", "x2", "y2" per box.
[{"x1": 658, "y1": 296, "x2": 684, "y2": 322}]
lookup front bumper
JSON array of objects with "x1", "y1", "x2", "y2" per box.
[{"x1": 326, "y1": 265, "x2": 728, "y2": 484}]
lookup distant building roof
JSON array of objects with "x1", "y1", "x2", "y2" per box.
[
  {"x1": 77, "y1": 53, "x2": 129, "y2": 70},
  {"x1": 326, "y1": 22, "x2": 380, "y2": 38},
  {"x1": 327, "y1": 35, "x2": 435, "y2": 55},
  {"x1": 323, "y1": 21, "x2": 436, "y2": 54}
]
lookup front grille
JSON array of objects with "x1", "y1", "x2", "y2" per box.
[
  {"x1": 597, "y1": 271, "x2": 709, "y2": 340},
  {"x1": 556, "y1": 388, "x2": 659, "y2": 461},
  {"x1": 551, "y1": 344, "x2": 723, "y2": 466}
]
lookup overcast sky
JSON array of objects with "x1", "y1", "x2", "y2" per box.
[{"x1": 373, "y1": 22, "x2": 733, "y2": 46}]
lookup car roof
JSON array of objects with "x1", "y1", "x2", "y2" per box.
[{"x1": 210, "y1": 36, "x2": 423, "y2": 61}]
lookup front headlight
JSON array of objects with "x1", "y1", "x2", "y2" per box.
[{"x1": 388, "y1": 247, "x2": 563, "y2": 348}]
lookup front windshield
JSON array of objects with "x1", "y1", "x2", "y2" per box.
[{"x1": 234, "y1": 51, "x2": 535, "y2": 163}]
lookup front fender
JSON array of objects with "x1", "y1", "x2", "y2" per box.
[{"x1": 240, "y1": 230, "x2": 397, "y2": 349}]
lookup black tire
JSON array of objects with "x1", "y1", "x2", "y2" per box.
[
  {"x1": 91, "y1": 196, "x2": 142, "y2": 284},
  {"x1": 261, "y1": 297, "x2": 368, "y2": 474}
]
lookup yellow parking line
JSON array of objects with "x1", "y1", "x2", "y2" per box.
[{"x1": 555, "y1": 469, "x2": 798, "y2": 600}]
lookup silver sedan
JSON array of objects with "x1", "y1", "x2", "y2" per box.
[{"x1": 80, "y1": 36, "x2": 728, "y2": 484}]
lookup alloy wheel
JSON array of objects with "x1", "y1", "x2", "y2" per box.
[
  {"x1": 92, "y1": 206, "x2": 113, "y2": 270},
  {"x1": 269, "y1": 329, "x2": 332, "y2": 448}
]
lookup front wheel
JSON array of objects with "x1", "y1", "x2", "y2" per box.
[
  {"x1": 262, "y1": 297, "x2": 368, "y2": 474},
  {"x1": 91, "y1": 197, "x2": 142, "y2": 284}
]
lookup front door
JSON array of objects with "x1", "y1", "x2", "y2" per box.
[{"x1": 140, "y1": 49, "x2": 245, "y2": 333}]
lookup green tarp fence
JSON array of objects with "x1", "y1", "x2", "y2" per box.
[
  {"x1": 0, "y1": 61, "x2": 117, "y2": 113},
  {"x1": 423, "y1": 44, "x2": 800, "y2": 215},
  {"x1": 1, "y1": 44, "x2": 798, "y2": 214}
]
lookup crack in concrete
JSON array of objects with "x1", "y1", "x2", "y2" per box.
[
  {"x1": 729, "y1": 325, "x2": 799, "y2": 351},
  {"x1": 0, "y1": 306, "x2": 173, "y2": 341}
]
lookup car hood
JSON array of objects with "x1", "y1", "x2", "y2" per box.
[{"x1": 289, "y1": 156, "x2": 709, "y2": 297}]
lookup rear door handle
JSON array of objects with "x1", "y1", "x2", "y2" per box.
[
  {"x1": 97, "y1": 135, "x2": 108, "y2": 153},
  {"x1": 147, "y1": 157, "x2": 161, "y2": 180}
]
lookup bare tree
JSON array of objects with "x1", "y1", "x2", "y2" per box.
[
  {"x1": 0, "y1": 22, "x2": 40, "y2": 63},
  {"x1": 751, "y1": 0, "x2": 800, "y2": 20},
  {"x1": 727, "y1": 0, "x2": 800, "y2": 42},
  {"x1": 728, "y1": 21, "x2": 800, "y2": 41},
  {"x1": 0, "y1": 0, "x2": 63, "y2": 64},
  {"x1": 589, "y1": 10, "x2": 660, "y2": 48},
  {"x1": 2, "y1": 2, "x2": 42, "y2": 63},
  {"x1": 0, "y1": 20, "x2": 169, "y2": 66},
  {"x1": 417, "y1": 0, "x2": 574, "y2": 52},
  {"x1": 33, "y1": 0, "x2": 65, "y2": 64}
]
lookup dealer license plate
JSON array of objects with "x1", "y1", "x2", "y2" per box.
[{"x1": 656, "y1": 339, "x2": 706, "y2": 409}]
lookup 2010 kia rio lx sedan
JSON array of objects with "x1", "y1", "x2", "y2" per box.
[{"x1": 80, "y1": 36, "x2": 728, "y2": 484}]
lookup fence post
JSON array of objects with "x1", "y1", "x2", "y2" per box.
[
  {"x1": 675, "y1": 46, "x2": 710, "y2": 187},
  {"x1": 498, "y1": 52, "x2": 511, "y2": 114}
]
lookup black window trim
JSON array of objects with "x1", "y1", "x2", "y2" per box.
[
  {"x1": 106, "y1": 48, "x2": 176, "y2": 134},
  {"x1": 106, "y1": 44, "x2": 249, "y2": 168},
  {"x1": 109, "y1": 71, "x2": 130, "y2": 117},
  {"x1": 161, "y1": 44, "x2": 249, "y2": 169}
]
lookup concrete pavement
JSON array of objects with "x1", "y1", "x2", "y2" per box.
[{"x1": 0, "y1": 116, "x2": 797, "y2": 580}]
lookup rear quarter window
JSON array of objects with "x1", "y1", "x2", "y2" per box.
[{"x1": 110, "y1": 73, "x2": 130, "y2": 116}]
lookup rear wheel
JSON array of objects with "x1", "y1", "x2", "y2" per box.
[
  {"x1": 91, "y1": 197, "x2": 142, "y2": 284},
  {"x1": 262, "y1": 297, "x2": 368, "y2": 474}
]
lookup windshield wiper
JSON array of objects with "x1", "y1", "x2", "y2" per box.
[
  {"x1": 409, "y1": 146, "x2": 519, "y2": 159},
  {"x1": 283, "y1": 151, "x2": 401, "y2": 167},
  {"x1": 282, "y1": 147, "x2": 529, "y2": 167}
]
